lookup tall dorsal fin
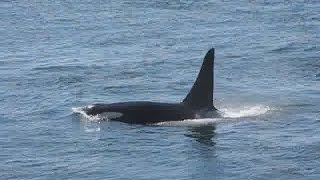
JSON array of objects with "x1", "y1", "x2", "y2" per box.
[{"x1": 182, "y1": 48, "x2": 214, "y2": 110}]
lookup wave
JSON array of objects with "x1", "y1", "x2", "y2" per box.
[{"x1": 32, "y1": 65, "x2": 85, "y2": 72}]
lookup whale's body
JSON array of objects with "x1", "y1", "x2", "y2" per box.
[{"x1": 84, "y1": 48, "x2": 218, "y2": 124}]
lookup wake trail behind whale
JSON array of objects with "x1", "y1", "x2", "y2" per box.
[
  {"x1": 156, "y1": 105, "x2": 272, "y2": 126},
  {"x1": 220, "y1": 105, "x2": 271, "y2": 118}
]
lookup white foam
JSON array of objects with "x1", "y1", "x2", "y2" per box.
[
  {"x1": 156, "y1": 118, "x2": 222, "y2": 126},
  {"x1": 72, "y1": 106, "x2": 102, "y2": 121},
  {"x1": 72, "y1": 106, "x2": 102, "y2": 132},
  {"x1": 156, "y1": 105, "x2": 272, "y2": 126},
  {"x1": 220, "y1": 105, "x2": 271, "y2": 118}
]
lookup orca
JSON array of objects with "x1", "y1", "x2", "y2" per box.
[{"x1": 84, "y1": 48, "x2": 219, "y2": 124}]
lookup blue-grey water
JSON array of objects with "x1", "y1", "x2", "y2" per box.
[{"x1": 1, "y1": 0, "x2": 319, "y2": 179}]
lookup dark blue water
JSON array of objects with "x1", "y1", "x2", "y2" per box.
[{"x1": 1, "y1": 0, "x2": 319, "y2": 179}]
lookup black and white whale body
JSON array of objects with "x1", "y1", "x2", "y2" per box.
[{"x1": 84, "y1": 48, "x2": 218, "y2": 124}]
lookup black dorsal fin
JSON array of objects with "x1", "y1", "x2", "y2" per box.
[{"x1": 182, "y1": 48, "x2": 214, "y2": 110}]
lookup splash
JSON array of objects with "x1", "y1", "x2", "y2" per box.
[
  {"x1": 72, "y1": 106, "x2": 102, "y2": 121},
  {"x1": 220, "y1": 105, "x2": 271, "y2": 118},
  {"x1": 72, "y1": 106, "x2": 102, "y2": 132},
  {"x1": 82, "y1": 121, "x2": 101, "y2": 133},
  {"x1": 72, "y1": 105, "x2": 123, "y2": 122}
]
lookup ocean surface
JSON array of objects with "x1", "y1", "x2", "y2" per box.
[{"x1": 1, "y1": 0, "x2": 319, "y2": 179}]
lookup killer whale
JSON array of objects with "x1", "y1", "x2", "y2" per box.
[{"x1": 84, "y1": 48, "x2": 218, "y2": 124}]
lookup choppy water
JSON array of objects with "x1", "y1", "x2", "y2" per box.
[{"x1": 1, "y1": 0, "x2": 320, "y2": 179}]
